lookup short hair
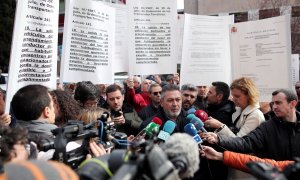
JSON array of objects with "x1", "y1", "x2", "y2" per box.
[
  {"x1": 166, "y1": 74, "x2": 174, "y2": 81},
  {"x1": 106, "y1": 84, "x2": 124, "y2": 95},
  {"x1": 148, "y1": 83, "x2": 161, "y2": 93},
  {"x1": 74, "y1": 81, "x2": 99, "y2": 103},
  {"x1": 272, "y1": 89, "x2": 298, "y2": 102},
  {"x1": 0, "y1": 126, "x2": 28, "y2": 162},
  {"x1": 230, "y1": 77, "x2": 259, "y2": 106},
  {"x1": 212, "y1": 81, "x2": 230, "y2": 102},
  {"x1": 133, "y1": 76, "x2": 141, "y2": 83},
  {"x1": 181, "y1": 84, "x2": 198, "y2": 92},
  {"x1": 161, "y1": 84, "x2": 180, "y2": 99},
  {"x1": 11, "y1": 85, "x2": 51, "y2": 121}
]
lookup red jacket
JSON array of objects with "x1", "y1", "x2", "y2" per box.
[
  {"x1": 223, "y1": 151, "x2": 294, "y2": 172},
  {"x1": 126, "y1": 88, "x2": 147, "y2": 113}
]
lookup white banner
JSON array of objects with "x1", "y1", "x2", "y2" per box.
[
  {"x1": 61, "y1": 0, "x2": 115, "y2": 84},
  {"x1": 6, "y1": 0, "x2": 58, "y2": 113},
  {"x1": 180, "y1": 14, "x2": 233, "y2": 86},
  {"x1": 109, "y1": 3, "x2": 129, "y2": 73},
  {"x1": 230, "y1": 15, "x2": 292, "y2": 101},
  {"x1": 177, "y1": 14, "x2": 184, "y2": 64},
  {"x1": 291, "y1": 54, "x2": 299, "y2": 86},
  {"x1": 127, "y1": 0, "x2": 177, "y2": 75}
]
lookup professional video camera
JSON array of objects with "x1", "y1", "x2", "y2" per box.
[
  {"x1": 38, "y1": 112, "x2": 128, "y2": 169},
  {"x1": 246, "y1": 158, "x2": 300, "y2": 180},
  {"x1": 77, "y1": 133, "x2": 200, "y2": 180}
]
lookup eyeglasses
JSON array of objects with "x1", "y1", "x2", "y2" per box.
[{"x1": 152, "y1": 91, "x2": 161, "y2": 96}]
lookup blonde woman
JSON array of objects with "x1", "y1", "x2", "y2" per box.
[
  {"x1": 204, "y1": 77, "x2": 265, "y2": 137},
  {"x1": 77, "y1": 107, "x2": 111, "y2": 126}
]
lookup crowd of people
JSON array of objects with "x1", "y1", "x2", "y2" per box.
[{"x1": 0, "y1": 73, "x2": 299, "y2": 180}]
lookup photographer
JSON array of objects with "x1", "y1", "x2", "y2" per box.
[{"x1": 106, "y1": 84, "x2": 142, "y2": 136}]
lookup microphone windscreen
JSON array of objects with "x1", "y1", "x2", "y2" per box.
[
  {"x1": 163, "y1": 120, "x2": 176, "y2": 134},
  {"x1": 161, "y1": 133, "x2": 199, "y2": 179},
  {"x1": 184, "y1": 123, "x2": 203, "y2": 144},
  {"x1": 145, "y1": 122, "x2": 160, "y2": 137},
  {"x1": 184, "y1": 123, "x2": 198, "y2": 136},
  {"x1": 194, "y1": 110, "x2": 208, "y2": 122},
  {"x1": 186, "y1": 114, "x2": 196, "y2": 121},
  {"x1": 152, "y1": 117, "x2": 163, "y2": 126},
  {"x1": 187, "y1": 107, "x2": 196, "y2": 115},
  {"x1": 190, "y1": 117, "x2": 204, "y2": 130}
]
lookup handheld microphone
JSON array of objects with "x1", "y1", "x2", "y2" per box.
[
  {"x1": 184, "y1": 123, "x2": 203, "y2": 148},
  {"x1": 151, "y1": 117, "x2": 163, "y2": 126},
  {"x1": 157, "y1": 120, "x2": 176, "y2": 142},
  {"x1": 161, "y1": 133, "x2": 200, "y2": 179},
  {"x1": 145, "y1": 122, "x2": 160, "y2": 139},
  {"x1": 134, "y1": 117, "x2": 162, "y2": 141},
  {"x1": 190, "y1": 117, "x2": 207, "y2": 133},
  {"x1": 187, "y1": 107, "x2": 196, "y2": 115},
  {"x1": 186, "y1": 114, "x2": 196, "y2": 121},
  {"x1": 194, "y1": 109, "x2": 208, "y2": 122}
]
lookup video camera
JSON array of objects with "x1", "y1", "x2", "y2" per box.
[
  {"x1": 247, "y1": 158, "x2": 300, "y2": 180},
  {"x1": 38, "y1": 112, "x2": 128, "y2": 169}
]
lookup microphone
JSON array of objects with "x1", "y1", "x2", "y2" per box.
[
  {"x1": 190, "y1": 117, "x2": 207, "y2": 133},
  {"x1": 134, "y1": 117, "x2": 162, "y2": 141},
  {"x1": 145, "y1": 122, "x2": 160, "y2": 139},
  {"x1": 151, "y1": 117, "x2": 163, "y2": 126},
  {"x1": 184, "y1": 123, "x2": 203, "y2": 148},
  {"x1": 194, "y1": 109, "x2": 208, "y2": 122},
  {"x1": 187, "y1": 107, "x2": 196, "y2": 115},
  {"x1": 161, "y1": 133, "x2": 200, "y2": 179},
  {"x1": 157, "y1": 120, "x2": 176, "y2": 142},
  {"x1": 186, "y1": 114, "x2": 196, "y2": 121}
]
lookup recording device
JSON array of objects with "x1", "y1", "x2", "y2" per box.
[
  {"x1": 77, "y1": 133, "x2": 200, "y2": 180},
  {"x1": 133, "y1": 117, "x2": 162, "y2": 141},
  {"x1": 184, "y1": 123, "x2": 203, "y2": 149},
  {"x1": 194, "y1": 109, "x2": 208, "y2": 122},
  {"x1": 187, "y1": 107, "x2": 196, "y2": 115},
  {"x1": 39, "y1": 112, "x2": 128, "y2": 169},
  {"x1": 190, "y1": 117, "x2": 207, "y2": 133},
  {"x1": 156, "y1": 120, "x2": 176, "y2": 142},
  {"x1": 111, "y1": 109, "x2": 123, "y2": 118},
  {"x1": 247, "y1": 158, "x2": 300, "y2": 180}
]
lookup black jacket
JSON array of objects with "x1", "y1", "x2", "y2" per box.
[
  {"x1": 139, "y1": 107, "x2": 189, "y2": 133},
  {"x1": 219, "y1": 112, "x2": 300, "y2": 160},
  {"x1": 206, "y1": 100, "x2": 235, "y2": 127},
  {"x1": 138, "y1": 103, "x2": 159, "y2": 121}
]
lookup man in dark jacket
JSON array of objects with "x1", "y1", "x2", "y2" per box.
[
  {"x1": 11, "y1": 85, "x2": 57, "y2": 144},
  {"x1": 194, "y1": 81, "x2": 236, "y2": 180},
  {"x1": 140, "y1": 84, "x2": 189, "y2": 133},
  {"x1": 204, "y1": 89, "x2": 300, "y2": 161},
  {"x1": 206, "y1": 81, "x2": 235, "y2": 127},
  {"x1": 106, "y1": 84, "x2": 142, "y2": 136},
  {"x1": 138, "y1": 83, "x2": 162, "y2": 121}
]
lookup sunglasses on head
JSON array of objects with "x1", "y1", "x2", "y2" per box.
[{"x1": 152, "y1": 91, "x2": 161, "y2": 96}]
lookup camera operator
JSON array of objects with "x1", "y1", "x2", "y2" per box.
[{"x1": 11, "y1": 85, "x2": 57, "y2": 144}]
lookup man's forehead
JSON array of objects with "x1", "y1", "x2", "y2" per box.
[
  {"x1": 182, "y1": 90, "x2": 197, "y2": 95},
  {"x1": 272, "y1": 92, "x2": 287, "y2": 101},
  {"x1": 107, "y1": 90, "x2": 122, "y2": 97},
  {"x1": 164, "y1": 90, "x2": 181, "y2": 97}
]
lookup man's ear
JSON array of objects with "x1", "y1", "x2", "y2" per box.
[
  {"x1": 290, "y1": 100, "x2": 298, "y2": 108},
  {"x1": 217, "y1": 94, "x2": 223, "y2": 102},
  {"x1": 42, "y1": 106, "x2": 51, "y2": 118}
]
